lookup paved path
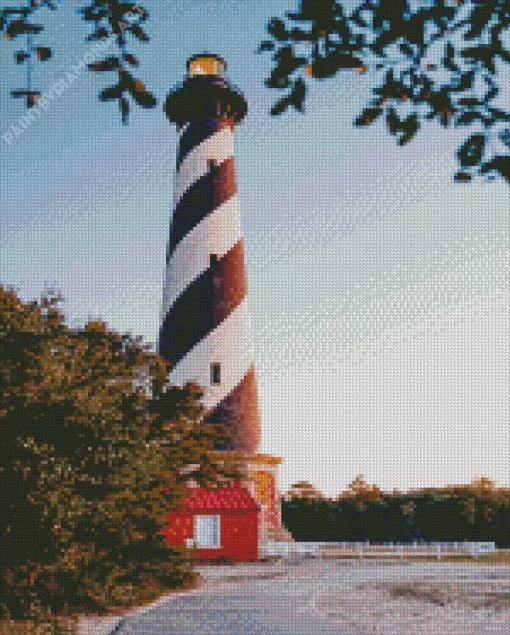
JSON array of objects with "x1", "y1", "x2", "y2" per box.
[
  {"x1": 108, "y1": 560, "x2": 510, "y2": 635},
  {"x1": 114, "y1": 561, "x2": 358, "y2": 634}
]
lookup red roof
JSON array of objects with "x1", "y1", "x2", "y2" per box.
[{"x1": 183, "y1": 484, "x2": 259, "y2": 512}]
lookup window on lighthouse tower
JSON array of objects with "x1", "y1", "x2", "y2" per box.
[
  {"x1": 210, "y1": 363, "x2": 221, "y2": 385},
  {"x1": 210, "y1": 254, "x2": 221, "y2": 288},
  {"x1": 208, "y1": 158, "x2": 218, "y2": 182}
]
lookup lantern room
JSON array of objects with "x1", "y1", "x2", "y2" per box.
[
  {"x1": 164, "y1": 53, "x2": 246, "y2": 125},
  {"x1": 187, "y1": 53, "x2": 226, "y2": 77}
]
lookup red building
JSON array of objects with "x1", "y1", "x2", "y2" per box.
[{"x1": 164, "y1": 483, "x2": 260, "y2": 562}]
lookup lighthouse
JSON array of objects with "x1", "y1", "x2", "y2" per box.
[
  {"x1": 160, "y1": 55, "x2": 289, "y2": 543},
  {"x1": 160, "y1": 53, "x2": 260, "y2": 455}
]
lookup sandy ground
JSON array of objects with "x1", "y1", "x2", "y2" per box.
[{"x1": 314, "y1": 563, "x2": 510, "y2": 634}]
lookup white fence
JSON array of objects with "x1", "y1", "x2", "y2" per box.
[{"x1": 261, "y1": 541, "x2": 496, "y2": 560}]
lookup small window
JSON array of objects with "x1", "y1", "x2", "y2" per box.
[
  {"x1": 208, "y1": 158, "x2": 217, "y2": 170},
  {"x1": 210, "y1": 253, "x2": 219, "y2": 268},
  {"x1": 194, "y1": 515, "x2": 221, "y2": 549},
  {"x1": 210, "y1": 363, "x2": 221, "y2": 385}
]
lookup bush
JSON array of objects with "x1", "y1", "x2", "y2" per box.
[{"x1": 0, "y1": 287, "x2": 231, "y2": 619}]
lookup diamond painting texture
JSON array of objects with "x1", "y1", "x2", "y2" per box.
[{"x1": 0, "y1": 0, "x2": 509, "y2": 633}]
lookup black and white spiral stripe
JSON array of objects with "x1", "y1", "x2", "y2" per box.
[{"x1": 159, "y1": 117, "x2": 260, "y2": 455}]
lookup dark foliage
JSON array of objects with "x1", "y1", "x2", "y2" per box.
[
  {"x1": 259, "y1": 0, "x2": 510, "y2": 183},
  {"x1": 1, "y1": 1, "x2": 508, "y2": 179},
  {"x1": 0, "y1": 0, "x2": 155, "y2": 123},
  {"x1": 282, "y1": 480, "x2": 510, "y2": 547},
  {"x1": 79, "y1": 1, "x2": 156, "y2": 123},
  {"x1": 0, "y1": 287, "x2": 239, "y2": 620},
  {"x1": 1, "y1": 1, "x2": 57, "y2": 108}
]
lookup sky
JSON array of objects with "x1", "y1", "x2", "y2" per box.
[{"x1": 1, "y1": 0, "x2": 509, "y2": 497}]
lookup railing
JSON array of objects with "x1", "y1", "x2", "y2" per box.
[{"x1": 260, "y1": 541, "x2": 496, "y2": 559}]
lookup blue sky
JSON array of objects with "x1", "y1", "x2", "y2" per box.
[{"x1": 1, "y1": 0, "x2": 508, "y2": 496}]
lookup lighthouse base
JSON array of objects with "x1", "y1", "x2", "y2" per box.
[
  {"x1": 211, "y1": 451, "x2": 292, "y2": 544},
  {"x1": 246, "y1": 453, "x2": 286, "y2": 541}
]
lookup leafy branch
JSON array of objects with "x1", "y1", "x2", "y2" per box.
[
  {"x1": 1, "y1": 0, "x2": 156, "y2": 123},
  {"x1": 1, "y1": 0, "x2": 57, "y2": 107},
  {"x1": 259, "y1": 0, "x2": 510, "y2": 183},
  {"x1": 79, "y1": 1, "x2": 156, "y2": 123}
]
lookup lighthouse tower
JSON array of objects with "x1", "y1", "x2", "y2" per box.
[
  {"x1": 160, "y1": 54, "x2": 259, "y2": 455},
  {"x1": 160, "y1": 54, "x2": 288, "y2": 541}
]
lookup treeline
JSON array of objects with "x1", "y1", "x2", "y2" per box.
[{"x1": 282, "y1": 478, "x2": 510, "y2": 547}]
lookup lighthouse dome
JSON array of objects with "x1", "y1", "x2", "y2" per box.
[{"x1": 164, "y1": 54, "x2": 247, "y2": 125}]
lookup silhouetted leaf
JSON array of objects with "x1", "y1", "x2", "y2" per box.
[
  {"x1": 333, "y1": 53, "x2": 364, "y2": 69},
  {"x1": 86, "y1": 27, "x2": 110, "y2": 41},
  {"x1": 456, "y1": 110, "x2": 483, "y2": 125},
  {"x1": 265, "y1": 74, "x2": 291, "y2": 89},
  {"x1": 124, "y1": 53, "x2": 138, "y2": 67},
  {"x1": 311, "y1": 53, "x2": 363, "y2": 79},
  {"x1": 443, "y1": 42, "x2": 458, "y2": 72},
  {"x1": 386, "y1": 108, "x2": 401, "y2": 135},
  {"x1": 451, "y1": 71, "x2": 474, "y2": 92},
  {"x1": 480, "y1": 156, "x2": 510, "y2": 183},
  {"x1": 130, "y1": 25, "x2": 148, "y2": 41},
  {"x1": 294, "y1": 0, "x2": 317, "y2": 22},
  {"x1": 35, "y1": 47, "x2": 51, "y2": 61},
  {"x1": 311, "y1": 56, "x2": 340, "y2": 78},
  {"x1": 15, "y1": 51, "x2": 29, "y2": 64},
  {"x1": 271, "y1": 95, "x2": 290, "y2": 116},
  {"x1": 11, "y1": 90, "x2": 41, "y2": 108},
  {"x1": 120, "y1": 96, "x2": 129, "y2": 123},
  {"x1": 458, "y1": 134, "x2": 486, "y2": 167},
  {"x1": 79, "y1": 4, "x2": 109, "y2": 23},
  {"x1": 6, "y1": 19, "x2": 43, "y2": 39},
  {"x1": 257, "y1": 40, "x2": 275, "y2": 53},
  {"x1": 265, "y1": 45, "x2": 306, "y2": 86},
  {"x1": 455, "y1": 170, "x2": 472, "y2": 182},
  {"x1": 289, "y1": 27, "x2": 312, "y2": 42},
  {"x1": 488, "y1": 107, "x2": 510, "y2": 121},
  {"x1": 131, "y1": 89, "x2": 156, "y2": 108},
  {"x1": 355, "y1": 107, "x2": 383, "y2": 126},
  {"x1": 398, "y1": 114, "x2": 419, "y2": 145},
  {"x1": 88, "y1": 57, "x2": 120, "y2": 72},
  {"x1": 461, "y1": 45, "x2": 496, "y2": 73},
  {"x1": 267, "y1": 17, "x2": 289, "y2": 41},
  {"x1": 100, "y1": 84, "x2": 122, "y2": 101},
  {"x1": 464, "y1": 6, "x2": 488, "y2": 40},
  {"x1": 288, "y1": 78, "x2": 306, "y2": 111}
]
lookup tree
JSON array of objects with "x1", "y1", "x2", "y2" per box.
[
  {"x1": 258, "y1": 0, "x2": 510, "y2": 182},
  {"x1": 1, "y1": 1, "x2": 507, "y2": 181},
  {"x1": 0, "y1": 286, "x2": 238, "y2": 620},
  {"x1": 340, "y1": 474, "x2": 382, "y2": 502},
  {"x1": 281, "y1": 476, "x2": 510, "y2": 545},
  {"x1": 285, "y1": 480, "x2": 325, "y2": 500}
]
